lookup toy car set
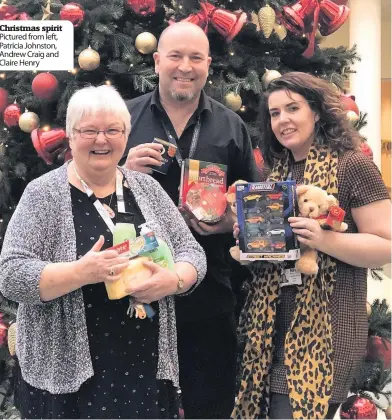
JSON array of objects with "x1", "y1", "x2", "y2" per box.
[{"x1": 236, "y1": 181, "x2": 300, "y2": 261}]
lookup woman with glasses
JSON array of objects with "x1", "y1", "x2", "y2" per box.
[{"x1": 0, "y1": 85, "x2": 206, "y2": 419}]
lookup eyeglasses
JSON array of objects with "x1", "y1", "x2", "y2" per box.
[{"x1": 74, "y1": 128, "x2": 125, "y2": 140}]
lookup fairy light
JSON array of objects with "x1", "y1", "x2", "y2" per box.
[
  {"x1": 229, "y1": 51, "x2": 234, "y2": 56},
  {"x1": 42, "y1": 125, "x2": 51, "y2": 132},
  {"x1": 68, "y1": 68, "x2": 78, "y2": 75},
  {"x1": 208, "y1": 80, "x2": 212, "y2": 84},
  {"x1": 240, "y1": 106, "x2": 246, "y2": 112},
  {"x1": 105, "y1": 80, "x2": 111, "y2": 85},
  {"x1": 0, "y1": 73, "x2": 6, "y2": 80}
]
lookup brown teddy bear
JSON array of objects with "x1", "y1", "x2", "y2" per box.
[
  {"x1": 295, "y1": 184, "x2": 348, "y2": 275},
  {"x1": 226, "y1": 180, "x2": 251, "y2": 265}
]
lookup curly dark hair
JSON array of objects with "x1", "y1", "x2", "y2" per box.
[{"x1": 259, "y1": 72, "x2": 361, "y2": 167}]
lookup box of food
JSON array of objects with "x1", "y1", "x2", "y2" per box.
[
  {"x1": 149, "y1": 137, "x2": 178, "y2": 175},
  {"x1": 179, "y1": 159, "x2": 227, "y2": 224},
  {"x1": 236, "y1": 181, "x2": 300, "y2": 261}
]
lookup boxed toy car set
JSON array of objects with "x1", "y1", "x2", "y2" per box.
[{"x1": 236, "y1": 181, "x2": 300, "y2": 261}]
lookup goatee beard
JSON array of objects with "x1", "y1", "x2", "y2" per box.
[{"x1": 170, "y1": 90, "x2": 195, "y2": 102}]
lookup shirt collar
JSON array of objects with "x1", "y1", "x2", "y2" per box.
[{"x1": 150, "y1": 87, "x2": 212, "y2": 116}]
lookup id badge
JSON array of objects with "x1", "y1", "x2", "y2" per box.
[{"x1": 281, "y1": 267, "x2": 302, "y2": 287}]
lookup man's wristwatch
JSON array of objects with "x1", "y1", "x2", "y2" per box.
[{"x1": 175, "y1": 273, "x2": 184, "y2": 294}]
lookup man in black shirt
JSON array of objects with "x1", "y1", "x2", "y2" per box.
[{"x1": 124, "y1": 22, "x2": 259, "y2": 419}]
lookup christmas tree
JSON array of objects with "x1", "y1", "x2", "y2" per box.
[{"x1": 0, "y1": 0, "x2": 381, "y2": 417}]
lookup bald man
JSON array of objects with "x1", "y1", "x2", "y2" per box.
[{"x1": 123, "y1": 22, "x2": 260, "y2": 419}]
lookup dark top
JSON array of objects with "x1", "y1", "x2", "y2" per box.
[
  {"x1": 124, "y1": 88, "x2": 260, "y2": 324},
  {"x1": 14, "y1": 185, "x2": 178, "y2": 419},
  {"x1": 269, "y1": 151, "x2": 390, "y2": 402}
]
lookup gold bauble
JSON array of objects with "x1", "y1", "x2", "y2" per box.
[
  {"x1": 386, "y1": 405, "x2": 392, "y2": 419},
  {"x1": 224, "y1": 92, "x2": 242, "y2": 112},
  {"x1": 7, "y1": 323, "x2": 16, "y2": 357},
  {"x1": 251, "y1": 11, "x2": 260, "y2": 31},
  {"x1": 135, "y1": 32, "x2": 157, "y2": 55},
  {"x1": 346, "y1": 110, "x2": 359, "y2": 123},
  {"x1": 262, "y1": 69, "x2": 282, "y2": 90},
  {"x1": 18, "y1": 111, "x2": 40, "y2": 133},
  {"x1": 258, "y1": 4, "x2": 276, "y2": 39},
  {"x1": 366, "y1": 301, "x2": 372, "y2": 317},
  {"x1": 274, "y1": 23, "x2": 287, "y2": 40},
  {"x1": 78, "y1": 47, "x2": 100, "y2": 71}
]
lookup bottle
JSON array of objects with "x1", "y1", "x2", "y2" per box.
[{"x1": 139, "y1": 223, "x2": 175, "y2": 271}]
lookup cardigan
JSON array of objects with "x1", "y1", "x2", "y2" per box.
[{"x1": 0, "y1": 163, "x2": 207, "y2": 394}]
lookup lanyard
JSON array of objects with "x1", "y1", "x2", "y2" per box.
[
  {"x1": 73, "y1": 163, "x2": 125, "y2": 233},
  {"x1": 160, "y1": 117, "x2": 201, "y2": 167}
]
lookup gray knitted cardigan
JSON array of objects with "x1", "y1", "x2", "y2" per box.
[{"x1": 0, "y1": 163, "x2": 206, "y2": 394}]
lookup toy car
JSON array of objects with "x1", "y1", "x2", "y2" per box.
[
  {"x1": 270, "y1": 242, "x2": 286, "y2": 250},
  {"x1": 266, "y1": 203, "x2": 283, "y2": 212},
  {"x1": 243, "y1": 206, "x2": 262, "y2": 214},
  {"x1": 246, "y1": 224, "x2": 264, "y2": 237},
  {"x1": 266, "y1": 193, "x2": 283, "y2": 202},
  {"x1": 247, "y1": 239, "x2": 269, "y2": 250},
  {"x1": 266, "y1": 228, "x2": 285, "y2": 237},
  {"x1": 267, "y1": 216, "x2": 284, "y2": 225},
  {"x1": 243, "y1": 194, "x2": 262, "y2": 202},
  {"x1": 245, "y1": 216, "x2": 265, "y2": 224}
]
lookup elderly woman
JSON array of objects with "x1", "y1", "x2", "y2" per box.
[
  {"x1": 233, "y1": 72, "x2": 391, "y2": 420},
  {"x1": 0, "y1": 85, "x2": 206, "y2": 419}
]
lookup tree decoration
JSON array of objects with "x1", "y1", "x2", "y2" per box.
[
  {"x1": 181, "y1": 2, "x2": 247, "y2": 43},
  {"x1": 0, "y1": 0, "x2": 32, "y2": 20},
  {"x1": 346, "y1": 110, "x2": 359, "y2": 124},
  {"x1": 135, "y1": 32, "x2": 157, "y2": 54},
  {"x1": 125, "y1": 0, "x2": 157, "y2": 16},
  {"x1": 340, "y1": 395, "x2": 377, "y2": 419},
  {"x1": 262, "y1": 69, "x2": 282, "y2": 90},
  {"x1": 59, "y1": 2, "x2": 85, "y2": 28},
  {"x1": 3, "y1": 103, "x2": 21, "y2": 127},
  {"x1": 257, "y1": 4, "x2": 276, "y2": 39},
  {"x1": 0, "y1": 87, "x2": 8, "y2": 114},
  {"x1": 366, "y1": 301, "x2": 372, "y2": 317},
  {"x1": 78, "y1": 46, "x2": 100, "y2": 71},
  {"x1": 366, "y1": 336, "x2": 391, "y2": 369},
  {"x1": 31, "y1": 127, "x2": 67, "y2": 164},
  {"x1": 32, "y1": 72, "x2": 59, "y2": 100},
  {"x1": 360, "y1": 142, "x2": 373, "y2": 160},
  {"x1": 341, "y1": 94, "x2": 360, "y2": 115},
  {"x1": 7, "y1": 322, "x2": 16, "y2": 357},
  {"x1": 19, "y1": 111, "x2": 40, "y2": 133},
  {"x1": 280, "y1": 0, "x2": 350, "y2": 57},
  {"x1": 224, "y1": 92, "x2": 242, "y2": 112},
  {"x1": 386, "y1": 405, "x2": 392, "y2": 420},
  {"x1": 41, "y1": 0, "x2": 53, "y2": 20},
  {"x1": 250, "y1": 12, "x2": 260, "y2": 31},
  {"x1": 0, "y1": 316, "x2": 7, "y2": 347}
]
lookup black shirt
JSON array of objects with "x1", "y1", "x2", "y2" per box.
[{"x1": 124, "y1": 88, "x2": 260, "y2": 324}]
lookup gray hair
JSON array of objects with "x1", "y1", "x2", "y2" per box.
[{"x1": 66, "y1": 85, "x2": 131, "y2": 140}]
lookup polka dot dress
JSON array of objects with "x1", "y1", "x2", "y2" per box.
[{"x1": 14, "y1": 184, "x2": 179, "y2": 419}]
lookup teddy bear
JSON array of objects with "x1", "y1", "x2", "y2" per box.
[
  {"x1": 295, "y1": 184, "x2": 348, "y2": 275},
  {"x1": 226, "y1": 180, "x2": 251, "y2": 265}
]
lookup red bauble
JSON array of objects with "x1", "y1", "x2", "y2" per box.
[
  {"x1": 31, "y1": 127, "x2": 67, "y2": 165},
  {"x1": 360, "y1": 142, "x2": 373, "y2": 160},
  {"x1": 340, "y1": 395, "x2": 377, "y2": 419},
  {"x1": 253, "y1": 147, "x2": 264, "y2": 174},
  {"x1": 3, "y1": 103, "x2": 21, "y2": 127},
  {"x1": 340, "y1": 94, "x2": 360, "y2": 116},
  {"x1": 125, "y1": 0, "x2": 157, "y2": 16},
  {"x1": 366, "y1": 336, "x2": 391, "y2": 369},
  {"x1": 32, "y1": 73, "x2": 59, "y2": 100},
  {"x1": 0, "y1": 321, "x2": 7, "y2": 347},
  {"x1": 332, "y1": 0, "x2": 348, "y2": 5},
  {"x1": 0, "y1": 87, "x2": 9, "y2": 114},
  {"x1": 59, "y1": 3, "x2": 85, "y2": 28}
]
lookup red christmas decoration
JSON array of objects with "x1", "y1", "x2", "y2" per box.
[
  {"x1": 366, "y1": 336, "x2": 391, "y2": 369},
  {"x1": 0, "y1": 4, "x2": 32, "y2": 20},
  {"x1": 59, "y1": 2, "x2": 85, "y2": 28},
  {"x1": 3, "y1": 103, "x2": 21, "y2": 127},
  {"x1": 125, "y1": 0, "x2": 157, "y2": 16},
  {"x1": 280, "y1": 0, "x2": 349, "y2": 57},
  {"x1": 32, "y1": 73, "x2": 59, "y2": 100},
  {"x1": 181, "y1": 2, "x2": 247, "y2": 42},
  {"x1": 0, "y1": 87, "x2": 9, "y2": 114},
  {"x1": 0, "y1": 318, "x2": 7, "y2": 347},
  {"x1": 331, "y1": 0, "x2": 348, "y2": 5},
  {"x1": 253, "y1": 147, "x2": 264, "y2": 174},
  {"x1": 340, "y1": 395, "x2": 377, "y2": 419},
  {"x1": 32, "y1": 127, "x2": 68, "y2": 165},
  {"x1": 360, "y1": 142, "x2": 373, "y2": 160},
  {"x1": 340, "y1": 94, "x2": 360, "y2": 116}
]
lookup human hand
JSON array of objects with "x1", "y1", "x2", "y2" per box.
[
  {"x1": 188, "y1": 206, "x2": 236, "y2": 236},
  {"x1": 233, "y1": 222, "x2": 240, "y2": 240},
  {"x1": 125, "y1": 261, "x2": 179, "y2": 303},
  {"x1": 289, "y1": 217, "x2": 326, "y2": 249},
  {"x1": 124, "y1": 143, "x2": 164, "y2": 174},
  {"x1": 75, "y1": 236, "x2": 130, "y2": 286}
]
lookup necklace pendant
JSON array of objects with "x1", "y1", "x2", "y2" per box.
[{"x1": 103, "y1": 204, "x2": 115, "y2": 219}]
